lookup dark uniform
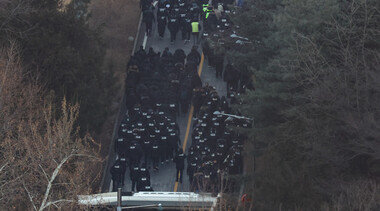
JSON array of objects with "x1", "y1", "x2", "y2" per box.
[
  {"x1": 174, "y1": 148, "x2": 187, "y2": 183},
  {"x1": 130, "y1": 165, "x2": 140, "y2": 192},
  {"x1": 173, "y1": 49, "x2": 187, "y2": 65},
  {"x1": 128, "y1": 141, "x2": 143, "y2": 166},
  {"x1": 187, "y1": 46, "x2": 201, "y2": 66},
  {"x1": 214, "y1": 52, "x2": 224, "y2": 78},
  {"x1": 151, "y1": 139, "x2": 160, "y2": 170},
  {"x1": 168, "y1": 13, "x2": 179, "y2": 43},
  {"x1": 157, "y1": 16, "x2": 167, "y2": 38},
  {"x1": 140, "y1": 0, "x2": 153, "y2": 11},
  {"x1": 137, "y1": 164, "x2": 151, "y2": 191},
  {"x1": 143, "y1": 8, "x2": 155, "y2": 36},
  {"x1": 110, "y1": 159, "x2": 126, "y2": 191},
  {"x1": 115, "y1": 137, "x2": 128, "y2": 157},
  {"x1": 223, "y1": 62, "x2": 239, "y2": 93}
]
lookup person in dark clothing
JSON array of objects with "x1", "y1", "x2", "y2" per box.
[
  {"x1": 205, "y1": 10, "x2": 218, "y2": 31},
  {"x1": 161, "y1": 47, "x2": 172, "y2": 59},
  {"x1": 115, "y1": 138, "x2": 128, "y2": 157},
  {"x1": 180, "y1": 85, "x2": 191, "y2": 114},
  {"x1": 128, "y1": 141, "x2": 143, "y2": 166},
  {"x1": 180, "y1": 14, "x2": 192, "y2": 43},
  {"x1": 137, "y1": 163, "x2": 151, "y2": 191},
  {"x1": 143, "y1": 8, "x2": 155, "y2": 36},
  {"x1": 140, "y1": 0, "x2": 153, "y2": 11},
  {"x1": 147, "y1": 47, "x2": 157, "y2": 59},
  {"x1": 214, "y1": 52, "x2": 224, "y2": 78},
  {"x1": 174, "y1": 148, "x2": 187, "y2": 183},
  {"x1": 157, "y1": 16, "x2": 167, "y2": 38},
  {"x1": 187, "y1": 46, "x2": 201, "y2": 65},
  {"x1": 130, "y1": 165, "x2": 140, "y2": 192},
  {"x1": 110, "y1": 159, "x2": 126, "y2": 191},
  {"x1": 191, "y1": 72, "x2": 202, "y2": 89},
  {"x1": 142, "y1": 134, "x2": 152, "y2": 165},
  {"x1": 151, "y1": 139, "x2": 160, "y2": 170},
  {"x1": 135, "y1": 46, "x2": 146, "y2": 62},
  {"x1": 168, "y1": 15, "x2": 179, "y2": 43},
  {"x1": 156, "y1": 5, "x2": 167, "y2": 18},
  {"x1": 201, "y1": 38, "x2": 211, "y2": 61},
  {"x1": 173, "y1": 49, "x2": 187, "y2": 64},
  {"x1": 224, "y1": 62, "x2": 239, "y2": 92},
  {"x1": 168, "y1": 130, "x2": 180, "y2": 160},
  {"x1": 192, "y1": 87, "x2": 203, "y2": 118},
  {"x1": 139, "y1": 163, "x2": 151, "y2": 179},
  {"x1": 159, "y1": 134, "x2": 170, "y2": 163}
]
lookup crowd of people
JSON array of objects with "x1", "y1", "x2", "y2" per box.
[
  {"x1": 110, "y1": 45, "x2": 203, "y2": 191},
  {"x1": 110, "y1": 0, "x2": 250, "y2": 193},
  {"x1": 187, "y1": 84, "x2": 245, "y2": 192},
  {"x1": 141, "y1": 0, "x2": 236, "y2": 44}
]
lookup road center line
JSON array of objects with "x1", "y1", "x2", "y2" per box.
[{"x1": 174, "y1": 53, "x2": 204, "y2": 192}]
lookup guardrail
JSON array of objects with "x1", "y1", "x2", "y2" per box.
[{"x1": 79, "y1": 191, "x2": 219, "y2": 209}]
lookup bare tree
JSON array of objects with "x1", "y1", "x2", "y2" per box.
[{"x1": 0, "y1": 44, "x2": 101, "y2": 210}]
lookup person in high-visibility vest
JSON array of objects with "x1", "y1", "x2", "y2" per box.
[
  {"x1": 202, "y1": 4, "x2": 209, "y2": 13},
  {"x1": 202, "y1": 4, "x2": 209, "y2": 21},
  {"x1": 191, "y1": 20, "x2": 201, "y2": 44},
  {"x1": 205, "y1": 6, "x2": 213, "y2": 20}
]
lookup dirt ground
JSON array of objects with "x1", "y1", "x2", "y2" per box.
[{"x1": 87, "y1": 0, "x2": 141, "y2": 190}]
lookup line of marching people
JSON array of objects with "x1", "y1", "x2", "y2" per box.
[
  {"x1": 110, "y1": 45, "x2": 204, "y2": 191},
  {"x1": 186, "y1": 84, "x2": 246, "y2": 193},
  {"x1": 142, "y1": 0, "x2": 203, "y2": 44}
]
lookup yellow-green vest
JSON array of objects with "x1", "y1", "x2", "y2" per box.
[{"x1": 191, "y1": 22, "x2": 199, "y2": 33}]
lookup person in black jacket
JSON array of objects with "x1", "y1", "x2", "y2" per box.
[
  {"x1": 174, "y1": 148, "x2": 187, "y2": 183},
  {"x1": 180, "y1": 13, "x2": 191, "y2": 43},
  {"x1": 151, "y1": 139, "x2": 160, "y2": 171},
  {"x1": 214, "y1": 52, "x2": 224, "y2": 78},
  {"x1": 191, "y1": 71, "x2": 202, "y2": 89},
  {"x1": 110, "y1": 159, "x2": 126, "y2": 191},
  {"x1": 137, "y1": 163, "x2": 151, "y2": 191},
  {"x1": 128, "y1": 140, "x2": 143, "y2": 166},
  {"x1": 157, "y1": 15, "x2": 167, "y2": 38},
  {"x1": 143, "y1": 8, "x2": 155, "y2": 36},
  {"x1": 168, "y1": 13, "x2": 179, "y2": 44},
  {"x1": 114, "y1": 137, "x2": 128, "y2": 157},
  {"x1": 223, "y1": 61, "x2": 239, "y2": 92},
  {"x1": 140, "y1": 0, "x2": 153, "y2": 11},
  {"x1": 130, "y1": 164, "x2": 140, "y2": 192},
  {"x1": 173, "y1": 48, "x2": 187, "y2": 65},
  {"x1": 187, "y1": 46, "x2": 201, "y2": 66}
]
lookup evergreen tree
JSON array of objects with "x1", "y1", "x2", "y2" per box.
[
  {"x1": 0, "y1": 0, "x2": 116, "y2": 133},
  {"x1": 229, "y1": 0, "x2": 379, "y2": 209}
]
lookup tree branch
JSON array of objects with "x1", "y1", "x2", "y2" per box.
[
  {"x1": 43, "y1": 199, "x2": 74, "y2": 209},
  {"x1": 39, "y1": 154, "x2": 74, "y2": 211},
  {"x1": 38, "y1": 164, "x2": 50, "y2": 183},
  {"x1": 23, "y1": 182, "x2": 37, "y2": 211},
  {"x1": 39, "y1": 152, "x2": 98, "y2": 211},
  {"x1": 0, "y1": 162, "x2": 8, "y2": 173}
]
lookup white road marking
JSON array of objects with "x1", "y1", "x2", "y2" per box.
[{"x1": 143, "y1": 34, "x2": 148, "y2": 50}]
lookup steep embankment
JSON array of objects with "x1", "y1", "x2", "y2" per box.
[{"x1": 88, "y1": 0, "x2": 140, "y2": 160}]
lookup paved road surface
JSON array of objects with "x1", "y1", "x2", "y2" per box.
[{"x1": 105, "y1": 10, "x2": 227, "y2": 193}]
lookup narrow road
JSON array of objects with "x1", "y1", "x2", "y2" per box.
[{"x1": 104, "y1": 6, "x2": 227, "y2": 193}]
